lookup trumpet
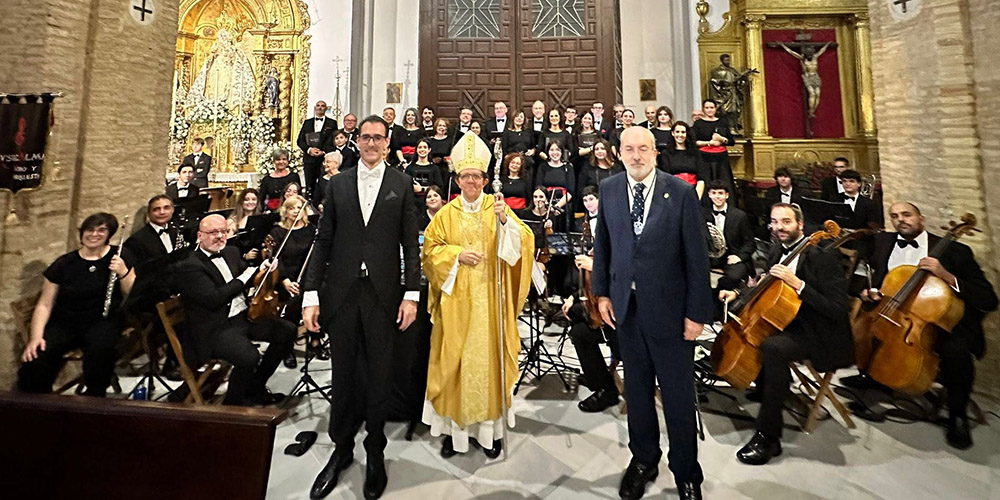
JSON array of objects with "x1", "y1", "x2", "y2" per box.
[{"x1": 102, "y1": 215, "x2": 130, "y2": 318}]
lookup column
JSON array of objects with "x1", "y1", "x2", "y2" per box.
[
  {"x1": 743, "y1": 14, "x2": 769, "y2": 138},
  {"x1": 853, "y1": 13, "x2": 877, "y2": 137},
  {"x1": 275, "y1": 54, "x2": 293, "y2": 141}
]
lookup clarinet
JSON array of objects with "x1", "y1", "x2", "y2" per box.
[
  {"x1": 102, "y1": 215, "x2": 130, "y2": 318},
  {"x1": 170, "y1": 220, "x2": 187, "y2": 251}
]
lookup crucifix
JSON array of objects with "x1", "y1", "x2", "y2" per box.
[
  {"x1": 767, "y1": 31, "x2": 837, "y2": 138},
  {"x1": 402, "y1": 59, "x2": 414, "y2": 108}
]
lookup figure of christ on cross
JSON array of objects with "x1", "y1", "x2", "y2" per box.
[{"x1": 767, "y1": 32, "x2": 837, "y2": 138}]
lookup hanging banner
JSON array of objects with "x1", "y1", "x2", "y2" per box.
[{"x1": 0, "y1": 95, "x2": 52, "y2": 194}]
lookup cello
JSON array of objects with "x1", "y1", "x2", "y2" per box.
[
  {"x1": 247, "y1": 203, "x2": 307, "y2": 321},
  {"x1": 576, "y1": 212, "x2": 603, "y2": 329},
  {"x1": 857, "y1": 214, "x2": 978, "y2": 395},
  {"x1": 711, "y1": 221, "x2": 842, "y2": 390}
]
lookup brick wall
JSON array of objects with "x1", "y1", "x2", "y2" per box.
[
  {"x1": 867, "y1": 0, "x2": 1000, "y2": 404},
  {"x1": 0, "y1": 0, "x2": 179, "y2": 389}
]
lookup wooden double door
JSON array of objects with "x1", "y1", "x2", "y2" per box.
[{"x1": 418, "y1": 0, "x2": 622, "y2": 122}]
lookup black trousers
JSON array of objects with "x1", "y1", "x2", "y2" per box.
[
  {"x1": 936, "y1": 332, "x2": 974, "y2": 421},
  {"x1": 303, "y1": 161, "x2": 322, "y2": 200},
  {"x1": 710, "y1": 257, "x2": 751, "y2": 292},
  {"x1": 327, "y1": 277, "x2": 397, "y2": 459},
  {"x1": 756, "y1": 330, "x2": 809, "y2": 439},
  {"x1": 566, "y1": 303, "x2": 618, "y2": 393},
  {"x1": 618, "y1": 293, "x2": 701, "y2": 484},
  {"x1": 17, "y1": 319, "x2": 119, "y2": 396},
  {"x1": 207, "y1": 313, "x2": 296, "y2": 404}
]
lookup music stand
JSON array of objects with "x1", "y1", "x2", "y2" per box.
[
  {"x1": 798, "y1": 196, "x2": 853, "y2": 233},
  {"x1": 289, "y1": 335, "x2": 332, "y2": 404}
]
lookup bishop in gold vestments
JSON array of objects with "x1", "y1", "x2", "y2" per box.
[{"x1": 421, "y1": 132, "x2": 534, "y2": 456}]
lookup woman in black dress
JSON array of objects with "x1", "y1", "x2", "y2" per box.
[
  {"x1": 392, "y1": 107, "x2": 423, "y2": 165},
  {"x1": 661, "y1": 121, "x2": 708, "y2": 200},
  {"x1": 579, "y1": 139, "x2": 624, "y2": 193},
  {"x1": 259, "y1": 149, "x2": 300, "y2": 212},
  {"x1": 575, "y1": 112, "x2": 602, "y2": 161},
  {"x1": 651, "y1": 105, "x2": 675, "y2": 157},
  {"x1": 609, "y1": 109, "x2": 636, "y2": 156},
  {"x1": 498, "y1": 152, "x2": 532, "y2": 210},
  {"x1": 427, "y1": 117, "x2": 453, "y2": 180},
  {"x1": 690, "y1": 99, "x2": 735, "y2": 195},
  {"x1": 501, "y1": 110, "x2": 536, "y2": 161},
  {"x1": 537, "y1": 108, "x2": 575, "y2": 163},
  {"x1": 419, "y1": 185, "x2": 445, "y2": 231},
  {"x1": 18, "y1": 212, "x2": 136, "y2": 397},
  {"x1": 405, "y1": 139, "x2": 445, "y2": 210},
  {"x1": 268, "y1": 195, "x2": 317, "y2": 367},
  {"x1": 227, "y1": 188, "x2": 261, "y2": 236}
]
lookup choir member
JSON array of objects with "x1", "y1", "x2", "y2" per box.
[
  {"x1": 259, "y1": 149, "x2": 300, "y2": 212},
  {"x1": 661, "y1": 121, "x2": 708, "y2": 200},
  {"x1": 535, "y1": 141, "x2": 576, "y2": 213},
  {"x1": 691, "y1": 99, "x2": 735, "y2": 196},
  {"x1": 420, "y1": 106, "x2": 436, "y2": 135},
  {"x1": 18, "y1": 213, "x2": 136, "y2": 397},
  {"x1": 341, "y1": 113, "x2": 360, "y2": 146},
  {"x1": 579, "y1": 139, "x2": 624, "y2": 193},
  {"x1": 392, "y1": 107, "x2": 423, "y2": 165},
  {"x1": 499, "y1": 152, "x2": 532, "y2": 210},
  {"x1": 166, "y1": 164, "x2": 199, "y2": 200},
  {"x1": 451, "y1": 107, "x2": 474, "y2": 139},
  {"x1": 484, "y1": 101, "x2": 508, "y2": 145},
  {"x1": 530, "y1": 100, "x2": 547, "y2": 134},
  {"x1": 181, "y1": 137, "x2": 212, "y2": 188},
  {"x1": 537, "y1": 108, "x2": 575, "y2": 163},
  {"x1": 637, "y1": 105, "x2": 658, "y2": 129},
  {"x1": 590, "y1": 102, "x2": 610, "y2": 137},
  {"x1": 332, "y1": 130, "x2": 359, "y2": 171},
  {"x1": 297, "y1": 101, "x2": 338, "y2": 199},
  {"x1": 501, "y1": 109, "x2": 536, "y2": 162},
  {"x1": 469, "y1": 121, "x2": 482, "y2": 137},
  {"x1": 563, "y1": 106, "x2": 578, "y2": 134},
  {"x1": 609, "y1": 109, "x2": 636, "y2": 156},
  {"x1": 420, "y1": 185, "x2": 445, "y2": 231},
  {"x1": 575, "y1": 112, "x2": 602, "y2": 161},
  {"x1": 405, "y1": 139, "x2": 445, "y2": 210},
  {"x1": 383, "y1": 107, "x2": 404, "y2": 167},
  {"x1": 314, "y1": 151, "x2": 343, "y2": 212},
  {"x1": 227, "y1": 188, "x2": 261, "y2": 236},
  {"x1": 612, "y1": 103, "x2": 625, "y2": 128},
  {"x1": 650, "y1": 105, "x2": 675, "y2": 154}
]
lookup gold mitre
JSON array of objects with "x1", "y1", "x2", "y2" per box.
[{"x1": 449, "y1": 131, "x2": 490, "y2": 173}]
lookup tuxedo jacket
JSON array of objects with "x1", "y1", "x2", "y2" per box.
[
  {"x1": 449, "y1": 122, "x2": 473, "y2": 143},
  {"x1": 181, "y1": 153, "x2": 212, "y2": 188},
  {"x1": 820, "y1": 177, "x2": 843, "y2": 202},
  {"x1": 302, "y1": 165, "x2": 421, "y2": 324},
  {"x1": 124, "y1": 223, "x2": 189, "y2": 313},
  {"x1": 845, "y1": 195, "x2": 883, "y2": 230},
  {"x1": 763, "y1": 244, "x2": 853, "y2": 371},
  {"x1": 484, "y1": 117, "x2": 508, "y2": 140},
  {"x1": 171, "y1": 246, "x2": 251, "y2": 366},
  {"x1": 334, "y1": 145, "x2": 359, "y2": 171},
  {"x1": 124, "y1": 223, "x2": 181, "y2": 265},
  {"x1": 297, "y1": 117, "x2": 339, "y2": 165},
  {"x1": 165, "y1": 181, "x2": 199, "y2": 201},
  {"x1": 592, "y1": 171, "x2": 715, "y2": 338},
  {"x1": 868, "y1": 231, "x2": 998, "y2": 358},
  {"x1": 764, "y1": 185, "x2": 805, "y2": 208},
  {"x1": 703, "y1": 205, "x2": 755, "y2": 265}
]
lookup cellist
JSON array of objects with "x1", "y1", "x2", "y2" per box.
[
  {"x1": 846, "y1": 202, "x2": 997, "y2": 449},
  {"x1": 718, "y1": 203, "x2": 853, "y2": 465}
]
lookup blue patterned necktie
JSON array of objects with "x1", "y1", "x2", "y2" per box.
[{"x1": 631, "y1": 182, "x2": 646, "y2": 241}]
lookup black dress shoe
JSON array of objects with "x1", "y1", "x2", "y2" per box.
[
  {"x1": 947, "y1": 417, "x2": 973, "y2": 450},
  {"x1": 677, "y1": 480, "x2": 702, "y2": 500},
  {"x1": 483, "y1": 439, "x2": 502, "y2": 459},
  {"x1": 310, "y1": 450, "x2": 354, "y2": 499},
  {"x1": 736, "y1": 431, "x2": 782, "y2": 465},
  {"x1": 440, "y1": 436, "x2": 457, "y2": 458},
  {"x1": 363, "y1": 459, "x2": 388, "y2": 500},
  {"x1": 162, "y1": 358, "x2": 184, "y2": 382},
  {"x1": 253, "y1": 389, "x2": 286, "y2": 406},
  {"x1": 310, "y1": 342, "x2": 331, "y2": 361},
  {"x1": 618, "y1": 459, "x2": 658, "y2": 500},
  {"x1": 283, "y1": 352, "x2": 298, "y2": 369},
  {"x1": 847, "y1": 401, "x2": 886, "y2": 422},
  {"x1": 578, "y1": 389, "x2": 620, "y2": 413}
]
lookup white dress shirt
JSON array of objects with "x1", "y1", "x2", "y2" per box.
[
  {"x1": 200, "y1": 247, "x2": 255, "y2": 318},
  {"x1": 836, "y1": 178, "x2": 845, "y2": 194},
  {"x1": 441, "y1": 192, "x2": 522, "y2": 295},
  {"x1": 176, "y1": 181, "x2": 191, "y2": 197},
  {"x1": 314, "y1": 117, "x2": 325, "y2": 131},
  {"x1": 150, "y1": 223, "x2": 173, "y2": 253},
  {"x1": 533, "y1": 120, "x2": 544, "y2": 132},
  {"x1": 779, "y1": 187, "x2": 793, "y2": 204},
  {"x1": 193, "y1": 153, "x2": 202, "y2": 164},
  {"x1": 888, "y1": 230, "x2": 928, "y2": 272},
  {"x1": 712, "y1": 203, "x2": 728, "y2": 233},
  {"x1": 588, "y1": 211, "x2": 598, "y2": 236},
  {"x1": 495, "y1": 117, "x2": 506, "y2": 129},
  {"x1": 844, "y1": 193, "x2": 858, "y2": 211}
]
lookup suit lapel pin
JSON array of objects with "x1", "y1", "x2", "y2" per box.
[{"x1": 663, "y1": 192, "x2": 669, "y2": 199}]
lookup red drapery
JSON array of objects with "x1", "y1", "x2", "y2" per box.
[{"x1": 762, "y1": 30, "x2": 844, "y2": 139}]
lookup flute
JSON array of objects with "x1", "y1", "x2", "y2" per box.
[{"x1": 102, "y1": 215, "x2": 130, "y2": 318}]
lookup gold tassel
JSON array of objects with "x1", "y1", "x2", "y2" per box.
[{"x1": 5, "y1": 194, "x2": 19, "y2": 225}]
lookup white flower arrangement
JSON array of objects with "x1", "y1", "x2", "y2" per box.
[
  {"x1": 187, "y1": 99, "x2": 232, "y2": 124},
  {"x1": 171, "y1": 108, "x2": 190, "y2": 141},
  {"x1": 248, "y1": 116, "x2": 276, "y2": 153},
  {"x1": 257, "y1": 141, "x2": 303, "y2": 175}
]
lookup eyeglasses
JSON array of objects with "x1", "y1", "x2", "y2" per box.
[
  {"x1": 358, "y1": 134, "x2": 387, "y2": 143},
  {"x1": 199, "y1": 230, "x2": 229, "y2": 238},
  {"x1": 458, "y1": 173, "x2": 485, "y2": 181}
]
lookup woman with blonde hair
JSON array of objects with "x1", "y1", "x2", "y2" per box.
[{"x1": 268, "y1": 195, "x2": 320, "y2": 367}]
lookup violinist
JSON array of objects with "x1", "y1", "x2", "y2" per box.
[
  {"x1": 561, "y1": 187, "x2": 621, "y2": 412},
  {"x1": 170, "y1": 214, "x2": 295, "y2": 406},
  {"x1": 517, "y1": 186, "x2": 567, "y2": 251},
  {"x1": 18, "y1": 213, "x2": 136, "y2": 397},
  {"x1": 847, "y1": 202, "x2": 997, "y2": 449},
  {"x1": 718, "y1": 203, "x2": 852, "y2": 465},
  {"x1": 268, "y1": 195, "x2": 319, "y2": 368}
]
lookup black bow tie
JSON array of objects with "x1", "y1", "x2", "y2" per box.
[
  {"x1": 208, "y1": 253, "x2": 224, "y2": 260},
  {"x1": 897, "y1": 239, "x2": 918, "y2": 249},
  {"x1": 781, "y1": 246, "x2": 794, "y2": 255},
  {"x1": 713, "y1": 210, "x2": 726, "y2": 216},
  {"x1": 157, "y1": 228, "x2": 169, "y2": 235}
]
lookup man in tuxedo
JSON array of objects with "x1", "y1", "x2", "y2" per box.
[
  {"x1": 297, "y1": 100, "x2": 339, "y2": 200},
  {"x1": 332, "y1": 130, "x2": 358, "y2": 171},
  {"x1": 820, "y1": 157, "x2": 850, "y2": 201},
  {"x1": 839, "y1": 169, "x2": 882, "y2": 230},
  {"x1": 704, "y1": 180, "x2": 755, "y2": 293},
  {"x1": 637, "y1": 105, "x2": 657, "y2": 129},
  {"x1": 563, "y1": 106, "x2": 578, "y2": 134},
  {"x1": 718, "y1": 203, "x2": 853, "y2": 465},
  {"x1": 764, "y1": 166, "x2": 804, "y2": 207},
  {"x1": 181, "y1": 138, "x2": 212, "y2": 188},
  {"x1": 592, "y1": 127, "x2": 713, "y2": 500},
  {"x1": 613, "y1": 103, "x2": 626, "y2": 129},
  {"x1": 171, "y1": 214, "x2": 296, "y2": 406},
  {"x1": 383, "y1": 107, "x2": 404, "y2": 167},
  {"x1": 166, "y1": 165, "x2": 199, "y2": 200},
  {"x1": 530, "y1": 100, "x2": 547, "y2": 134},
  {"x1": 304, "y1": 116, "x2": 420, "y2": 500},
  {"x1": 484, "y1": 101, "x2": 508, "y2": 145},
  {"x1": 342, "y1": 113, "x2": 360, "y2": 145},
  {"x1": 851, "y1": 202, "x2": 998, "y2": 449},
  {"x1": 125, "y1": 195, "x2": 185, "y2": 265},
  {"x1": 591, "y1": 101, "x2": 611, "y2": 138},
  {"x1": 420, "y1": 107, "x2": 436, "y2": 135},
  {"x1": 451, "y1": 107, "x2": 474, "y2": 139}
]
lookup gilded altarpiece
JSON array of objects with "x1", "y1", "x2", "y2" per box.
[
  {"x1": 697, "y1": 0, "x2": 878, "y2": 181},
  {"x1": 171, "y1": 0, "x2": 311, "y2": 175}
]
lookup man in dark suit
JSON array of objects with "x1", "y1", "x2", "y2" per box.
[
  {"x1": 592, "y1": 127, "x2": 713, "y2": 500},
  {"x1": 590, "y1": 101, "x2": 612, "y2": 139},
  {"x1": 450, "y1": 106, "x2": 474, "y2": 140},
  {"x1": 704, "y1": 180, "x2": 755, "y2": 293},
  {"x1": 839, "y1": 169, "x2": 882, "y2": 230},
  {"x1": 180, "y1": 137, "x2": 212, "y2": 188},
  {"x1": 636, "y1": 104, "x2": 657, "y2": 129},
  {"x1": 484, "y1": 101, "x2": 508, "y2": 145},
  {"x1": 820, "y1": 157, "x2": 850, "y2": 201},
  {"x1": 765, "y1": 166, "x2": 805, "y2": 208},
  {"x1": 166, "y1": 165, "x2": 199, "y2": 200},
  {"x1": 170, "y1": 214, "x2": 296, "y2": 406},
  {"x1": 125, "y1": 195, "x2": 184, "y2": 265},
  {"x1": 719, "y1": 203, "x2": 853, "y2": 465},
  {"x1": 383, "y1": 107, "x2": 405, "y2": 167},
  {"x1": 304, "y1": 116, "x2": 420, "y2": 500},
  {"x1": 332, "y1": 130, "x2": 358, "y2": 171},
  {"x1": 851, "y1": 202, "x2": 998, "y2": 449},
  {"x1": 297, "y1": 100, "x2": 339, "y2": 200}
]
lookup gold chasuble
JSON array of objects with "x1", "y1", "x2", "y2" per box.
[{"x1": 421, "y1": 193, "x2": 534, "y2": 453}]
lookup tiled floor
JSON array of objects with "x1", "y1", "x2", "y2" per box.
[{"x1": 119, "y1": 320, "x2": 1000, "y2": 500}]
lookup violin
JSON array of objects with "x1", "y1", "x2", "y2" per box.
[
  {"x1": 577, "y1": 212, "x2": 603, "y2": 329},
  {"x1": 535, "y1": 189, "x2": 559, "y2": 265},
  {"x1": 247, "y1": 205, "x2": 308, "y2": 322},
  {"x1": 711, "y1": 221, "x2": 842, "y2": 389},
  {"x1": 856, "y1": 214, "x2": 978, "y2": 395}
]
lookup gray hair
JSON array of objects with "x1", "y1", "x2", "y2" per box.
[
  {"x1": 324, "y1": 150, "x2": 343, "y2": 165},
  {"x1": 271, "y1": 148, "x2": 289, "y2": 161}
]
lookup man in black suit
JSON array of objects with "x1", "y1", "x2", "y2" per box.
[
  {"x1": 342, "y1": 113, "x2": 360, "y2": 146},
  {"x1": 166, "y1": 165, "x2": 199, "y2": 200},
  {"x1": 484, "y1": 101, "x2": 508, "y2": 145},
  {"x1": 563, "y1": 106, "x2": 578, "y2": 134},
  {"x1": 170, "y1": 214, "x2": 296, "y2": 406},
  {"x1": 383, "y1": 107, "x2": 404, "y2": 167},
  {"x1": 764, "y1": 166, "x2": 805, "y2": 208},
  {"x1": 450, "y1": 106, "x2": 474, "y2": 140},
  {"x1": 820, "y1": 157, "x2": 850, "y2": 201},
  {"x1": 590, "y1": 101, "x2": 611, "y2": 139},
  {"x1": 180, "y1": 138, "x2": 212, "y2": 188},
  {"x1": 592, "y1": 127, "x2": 713, "y2": 500},
  {"x1": 332, "y1": 130, "x2": 358, "y2": 171},
  {"x1": 839, "y1": 169, "x2": 882, "y2": 230},
  {"x1": 705, "y1": 180, "x2": 755, "y2": 293},
  {"x1": 637, "y1": 104, "x2": 657, "y2": 129},
  {"x1": 305, "y1": 116, "x2": 420, "y2": 500},
  {"x1": 297, "y1": 100, "x2": 339, "y2": 200},
  {"x1": 851, "y1": 202, "x2": 997, "y2": 449},
  {"x1": 719, "y1": 203, "x2": 853, "y2": 465},
  {"x1": 125, "y1": 195, "x2": 184, "y2": 265}
]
